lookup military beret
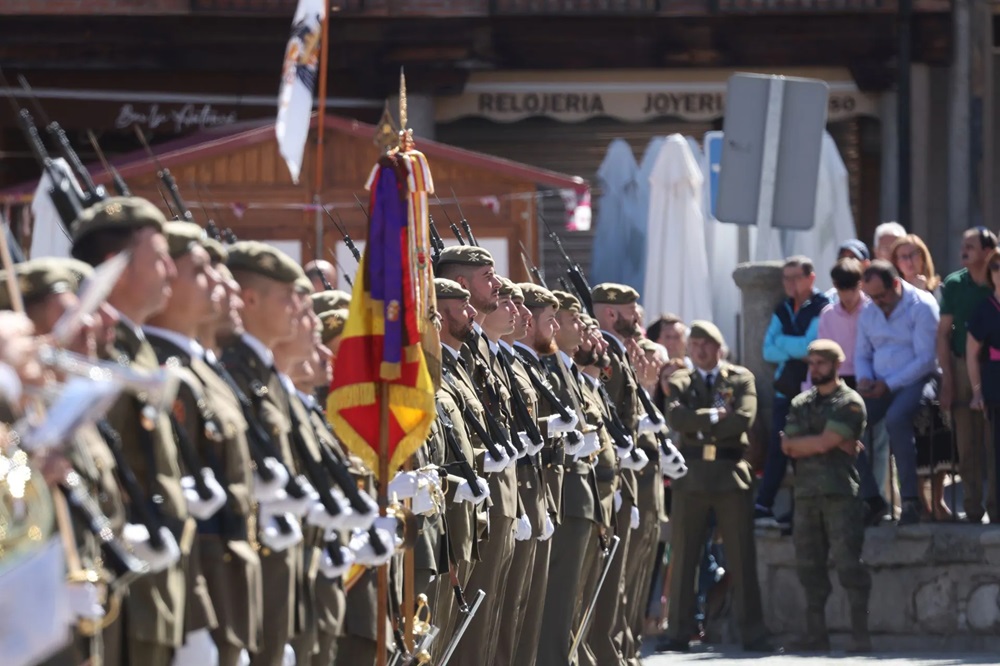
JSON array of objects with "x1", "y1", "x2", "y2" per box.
[
  {"x1": 71, "y1": 196, "x2": 167, "y2": 245},
  {"x1": 61, "y1": 258, "x2": 94, "y2": 284},
  {"x1": 311, "y1": 289, "x2": 351, "y2": 314},
  {"x1": 294, "y1": 275, "x2": 314, "y2": 295},
  {"x1": 689, "y1": 320, "x2": 724, "y2": 347},
  {"x1": 518, "y1": 283, "x2": 559, "y2": 310},
  {"x1": 435, "y1": 278, "x2": 470, "y2": 301},
  {"x1": 436, "y1": 245, "x2": 494, "y2": 269},
  {"x1": 497, "y1": 277, "x2": 515, "y2": 297},
  {"x1": 0, "y1": 258, "x2": 81, "y2": 310},
  {"x1": 318, "y1": 308, "x2": 349, "y2": 343},
  {"x1": 202, "y1": 237, "x2": 229, "y2": 264},
  {"x1": 591, "y1": 283, "x2": 640, "y2": 305},
  {"x1": 552, "y1": 290, "x2": 581, "y2": 314},
  {"x1": 509, "y1": 282, "x2": 524, "y2": 302},
  {"x1": 226, "y1": 241, "x2": 306, "y2": 284},
  {"x1": 163, "y1": 221, "x2": 207, "y2": 259},
  {"x1": 581, "y1": 314, "x2": 600, "y2": 329},
  {"x1": 808, "y1": 339, "x2": 846, "y2": 363}
]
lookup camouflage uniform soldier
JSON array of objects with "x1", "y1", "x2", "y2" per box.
[{"x1": 781, "y1": 339, "x2": 871, "y2": 653}]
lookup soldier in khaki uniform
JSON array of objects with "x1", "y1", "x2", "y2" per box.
[
  {"x1": 71, "y1": 196, "x2": 213, "y2": 666},
  {"x1": 781, "y1": 340, "x2": 871, "y2": 653},
  {"x1": 511, "y1": 283, "x2": 565, "y2": 666},
  {"x1": 145, "y1": 222, "x2": 262, "y2": 666},
  {"x1": 436, "y1": 246, "x2": 519, "y2": 666},
  {"x1": 222, "y1": 241, "x2": 308, "y2": 666},
  {"x1": 658, "y1": 321, "x2": 773, "y2": 653},
  {"x1": 538, "y1": 289, "x2": 603, "y2": 666},
  {"x1": 431, "y1": 278, "x2": 486, "y2": 663},
  {"x1": 0, "y1": 259, "x2": 130, "y2": 666},
  {"x1": 494, "y1": 280, "x2": 549, "y2": 666}
]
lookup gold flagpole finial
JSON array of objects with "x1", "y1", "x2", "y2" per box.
[{"x1": 398, "y1": 67, "x2": 414, "y2": 152}]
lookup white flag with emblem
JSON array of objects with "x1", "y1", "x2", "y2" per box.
[{"x1": 275, "y1": 0, "x2": 325, "y2": 184}]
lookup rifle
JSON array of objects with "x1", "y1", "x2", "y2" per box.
[
  {"x1": 86, "y1": 130, "x2": 131, "y2": 197},
  {"x1": 132, "y1": 125, "x2": 194, "y2": 223},
  {"x1": 518, "y1": 241, "x2": 546, "y2": 288},
  {"x1": 192, "y1": 182, "x2": 223, "y2": 241},
  {"x1": 434, "y1": 402, "x2": 485, "y2": 498},
  {"x1": 323, "y1": 205, "x2": 361, "y2": 263},
  {"x1": 450, "y1": 188, "x2": 477, "y2": 246},
  {"x1": 434, "y1": 193, "x2": 467, "y2": 246},
  {"x1": 326, "y1": 249, "x2": 353, "y2": 288},
  {"x1": 540, "y1": 210, "x2": 593, "y2": 316},
  {"x1": 1, "y1": 68, "x2": 83, "y2": 232},
  {"x1": 18, "y1": 75, "x2": 106, "y2": 207}
]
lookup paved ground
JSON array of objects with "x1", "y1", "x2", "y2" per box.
[{"x1": 642, "y1": 647, "x2": 999, "y2": 665}]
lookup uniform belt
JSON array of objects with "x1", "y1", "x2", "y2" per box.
[
  {"x1": 594, "y1": 466, "x2": 616, "y2": 483},
  {"x1": 681, "y1": 445, "x2": 743, "y2": 462},
  {"x1": 516, "y1": 453, "x2": 539, "y2": 468},
  {"x1": 541, "y1": 443, "x2": 565, "y2": 468}
]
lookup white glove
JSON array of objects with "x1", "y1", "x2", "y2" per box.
[
  {"x1": 258, "y1": 510, "x2": 303, "y2": 553},
  {"x1": 238, "y1": 649, "x2": 250, "y2": 666},
  {"x1": 483, "y1": 449, "x2": 510, "y2": 474},
  {"x1": 350, "y1": 527, "x2": 397, "y2": 567},
  {"x1": 282, "y1": 643, "x2": 296, "y2": 666},
  {"x1": 630, "y1": 505, "x2": 640, "y2": 530},
  {"x1": 638, "y1": 413, "x2": 667, "y2": 435},
  {"x1": 517, "y1": 432, "x2": 534, "y2": 457},
  {"x1": 614, "y1": 489, "x2": 623, "y2": 513},
  {"x1": 527, "y1": 434, "x2": 546, "y2": 456},
  {"x1": 454, "y1": 477, "x2": 490, "y2": 505},
  {"x1": 620, "y1": 447, "x2": 650, "y2": 472},
  {"x1": 305, "y1": 500, "x2": 348, "y2": 531},
  {"x1": 319, "y1": 544, "x2": 355, "y2": 580},
  {"x1": 124, "y1": 523, "x2": 181, "y2": 573},
  {"x1": 563, "y1": 430, "x2": 586, "y2": 457},
  {"x1": 171, "y1": 629, "x2": 218, "y2": 666},
  {"x1": 337, "y1": 489, "x2": 380, "y2": 531},
  {"x1": 538, "y1": 515, "x2": 555, "y2": 541},
  {"x1": 663, "y1": 460, "x2": 689, "y2": 480},
  {"x1": 388, "y1": 471, "x2": 420, "y2": 500},
  {"x1": 181, "y1": 469, "x2": 228, "y2": 521},
  {"x1": 660, "y1": 442, "x2": 688, "y2": 480},
  {"x1": 65, "y1": 580, "x2": 104, "y2": 621},
  {"x1": 266, "y1": 477, "x2": 319, "y2": 518},
  {"x1": 574, "y1": 430, "x2": 601, "y2": 460},
  {"x1": 252, "y1": 457, "x2": 290, "y2": 503},
  {"x1": 546, "y1": 411, "x2": 579, "y2": 435},
  {"x1": 515, "y1": 514, "x2": 532, "y2": 541},
  {"x1": 614, "y1": 434, "x2": 635, "y2": 458}
]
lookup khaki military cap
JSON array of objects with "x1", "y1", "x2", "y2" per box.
[
  {"x1": 318, "y1": 308, "x2": 349, "y2": 343},
  {"x1": 580, "y1": 314, "x2": 599, "y2": 329},
  {"x1": 226, "y1": 241, "x2": 305, "y2": 284},
  {"x1": 0, "y1": 258, "x2": 80, "y2": 310},
  {"x1": 808, "y1": 339, "x2": 846, "y2": 363},
  {"x1": 591, "y1": 283, "x2": 640, "y2": 305},
  {"x1": 497, "y1": 277, "x2": 515, "y2": 297},
  {"x1": 163, "y1": 221, "x2": 207, "y2": 259},
  {"x1": 509, "y1": 282, "x2": 524, "y2": 302},
  {"x1": 435, "y1": 278, "x2": 470, "y2": 300},
  {"x1": 71, "y1": 196, "x2": 167, "y2": 245},
  {"x1": 61, "y1": 257, "x2": 94, "y2": 284},
  {"x1": 437, "y1": 245, "x2": 494, "y2": 269},
  {"x1": 311, "y1": 289, "x2": 351, "y2": 314},
  {"x1": 518, "y1": 283, "x2": 559, "y2": 310},
  {"x1": 552, "y1": 290, "x2": 581, "y2": 314},
  {"x1": 689, "y1": 320, "x2": 724, "y2": 346},
  {"x1": 202, "y1": 237, "x2": 229, "y2": 264}
]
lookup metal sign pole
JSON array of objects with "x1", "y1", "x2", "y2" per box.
[{"x1": 754, "y1": 77, "x2": 785, "y2": 262}]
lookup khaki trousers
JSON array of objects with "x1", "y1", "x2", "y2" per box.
[{"x1": 953, "y1": 357, "x2": 994, "y2": 520}]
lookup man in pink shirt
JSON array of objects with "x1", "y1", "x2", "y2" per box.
[{"x1": 818, "y1": 258, "x2": 871, "y2": 390}]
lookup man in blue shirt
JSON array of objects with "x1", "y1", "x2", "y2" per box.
[
  {"x1": 854, "y1": 261, "x2": 940, "y2": 525},
  {"x1": 755, "y1": 256, "x2": 830, "y2": 527}
]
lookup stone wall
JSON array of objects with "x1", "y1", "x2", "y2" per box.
[{"x1": 756, "y1": 524, "x2": 1000, "y2": 651}]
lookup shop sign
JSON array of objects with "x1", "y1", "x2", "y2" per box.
[{"x1": 114, "y1": 103, "x2": 238, "y2": 133}]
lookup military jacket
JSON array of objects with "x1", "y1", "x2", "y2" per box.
[
  {"x1": 579, "y1": 375, "x2": 619, "y2": 529},
  {"x1": 666, "y1": 362, "x2": 758, "y2": 493},
  {"x1": 434, "y1": 384, "x2": 482, "y2": 564},
  {"x1": 599, "y1": 333, "x2": 641, "y2": 502},
  {"x1": 104, "y1": 321, "x2": 201, "y2": 647},
  {"x1": 784, "y1": 381, "x2": 867, "y2": 499}
]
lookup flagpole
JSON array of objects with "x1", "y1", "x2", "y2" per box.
[
  {"x1": 376, "y1": 381, "x2": 389, "y2": 666},
  {"x1": 312, "y1": 1, "x2": 331, "y2": 261}
]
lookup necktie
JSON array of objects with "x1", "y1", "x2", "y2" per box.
[{"x1": 705, "y1": 372, "x2": 714, "y2": 393}]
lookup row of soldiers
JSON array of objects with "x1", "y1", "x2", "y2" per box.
[{"x1": 0, "y1": 191, "x2": 699, "y2": 666}]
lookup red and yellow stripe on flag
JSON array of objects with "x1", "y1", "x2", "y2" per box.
[{"x1": 326, "y1": 151, "x2": 436, "y2": 480}]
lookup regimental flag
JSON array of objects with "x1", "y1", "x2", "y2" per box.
[
  {"x1": 275, "y1": 0, "x2": 325, "y2": 184},
  {"x1": 30, "y1": 158, "x2": 80, "y2": 259},
  {"x1": 326, "y1": 147, "x2": 437, "y2": 481}
]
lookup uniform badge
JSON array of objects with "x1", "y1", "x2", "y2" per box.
[{"x1": 258, "y1": 254, "x2": 277, "y2": 272}]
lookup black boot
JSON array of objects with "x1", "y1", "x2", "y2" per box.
[{"x1": 846, "y1": 600, "x2": 872, "y2": 653}]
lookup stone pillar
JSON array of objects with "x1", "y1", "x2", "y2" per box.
[
  {"x1": 732, "y1": 261, "x2": 784, "y2": 413},
  {"x1": 388, "y1": 93, "x2": 436, "y2": 141}
]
